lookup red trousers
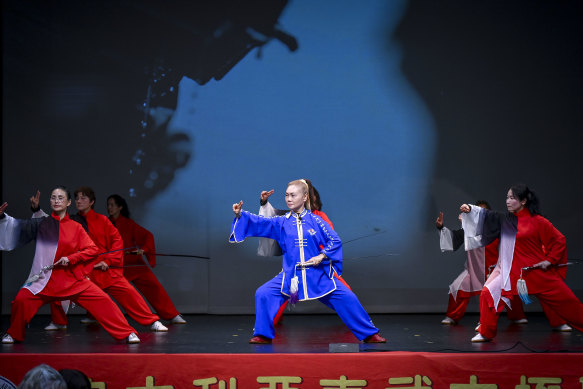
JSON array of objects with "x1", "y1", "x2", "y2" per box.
[
  {"x1": 123, "y1": 267, "x2": 180, "y2": 320},
  {"x1": 51, "y1": 276, "x2": 159, "y2": 326},
  {"x1": 446, "y1": 292, "x2": 526, "y2": 322},
  {"x1": 478, "y1": 277, "x2": 583, "y2": 339},
  {"x1": 540, "y1": 300, "x2": 568, "y2": 328},
  {"x1": 8, "y1": 283, "x2": 135, "y2": 341}
]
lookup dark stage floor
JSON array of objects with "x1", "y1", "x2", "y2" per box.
[{"x1": 2, "y1": 313, "x2": 582, "y2": 354}]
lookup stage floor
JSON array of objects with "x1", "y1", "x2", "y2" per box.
[{"x1": 2, "y1": 312, "x2": 582, "y2": 354}]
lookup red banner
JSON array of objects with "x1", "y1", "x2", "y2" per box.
[{"x1": 1, "y1": 352, "x2": 582, "y2": 389}]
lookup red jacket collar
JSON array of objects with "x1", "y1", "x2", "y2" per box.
[
  {"x1": 79, "y1": 209, "x2": 97, "y2": 218},
  {"x1": 515, "y1": 207, "x2": 531, "y2": 217},
  {"x1": 51, "y1": 212, "x2": 70, "y2": 222}
]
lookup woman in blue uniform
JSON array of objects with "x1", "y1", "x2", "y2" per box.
[{"x1": 230, "y1": 179, "x2": 385, "y2": 344}]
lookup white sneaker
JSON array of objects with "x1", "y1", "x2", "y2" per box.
[
  {"x1": 513, "y1": 318, "x2": 528, "y2": 324},
  {"x1": 441, "y1": 316, "x2": 456, "y2": 325},
  {"x1": 474, "y1": 323, "x2": 481, "y2": 332},
  {"x1": 127, "y1": 332, "x2": 140, "y2": 344},
  {"x1": 80, "y1": 317, "x2": 97, "y2": 324},
  {"x1": 171, "y1": 314, "x2": 186, "y2": 324},
  {"x1": 471, "y1": 333, "x2": 491, "y2": 343},
  {"x1": 553, "y1": 324, "x2": 573, "y2": 332},
  {"x1": 150, "y1": 320, "x2": 168, "y2": 332},
  {"x1": 2, "y1": 334, "x2": 14, "y2": 344},
  {"x1": 44, "y1": 322, "x2": 67, "y2": 331}
]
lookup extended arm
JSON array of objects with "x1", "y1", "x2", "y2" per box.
[
  {"x1": 460, "y1": 204, "x2": 503, "y2": 251},
  {"x1": 259, "y1": 190, "x2": 286, "y2": 216},
  {"x1": 229, "y1": 205, "x2": 283, "y2": 243},
  {"x1": 0, "y1": 203, "x2": 42, "y2": 251},
  {"x1": 257, "y1": 190, "x2": 286, "y2": 257},
  {"x1": 436, "y1": 211, "x2": 465, "y2": 252}
]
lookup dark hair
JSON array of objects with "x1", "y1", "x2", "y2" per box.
[
  {"x1": 107, "y1": 194, "x2": 130, "y2": 218},
  {"x1": 51, "y1": 185, "x2": 72, "y2": 201},
  {"x1": 475, "y1": 200, "x2": 491, "y2": 210},
  {"x1": 18, "y1": 364, "x2": 66, "y2": 389},
  {"x1": 58, "y1": 369, "x2": 91, "y2": 389},
  {"x1": 509, "y1": 183, "x2": 541, "y2": 215},
  {"x1": 74, "y1": 186, "x2": 96, "y2": 209},
  {"x1": 304, "y1": 179, "x2": 323, "y2": 212}
]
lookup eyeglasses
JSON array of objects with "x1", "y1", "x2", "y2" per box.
[{"x1": 50, "y1": 197, "x2": 67, "y2": 203}]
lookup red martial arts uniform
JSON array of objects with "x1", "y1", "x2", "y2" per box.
[
  {"x1": 477, "y1": 208, "x2": 583, "y2": 339},
  {"x1": 3, "y1": 212, "x2": 136, "y2": 341},
  {"x1": 50, "y1": 209, "x2": 160, "y2": 326},
  {"x1": 444, "y1": 239, "x2": 526, "y2": 323},
  {"x1": 110, "y1": 215, "x2": 180, "y2": 320}
]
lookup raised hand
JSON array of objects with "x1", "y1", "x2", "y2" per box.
[
  {"x1": 30, "y1": 190, "x2": 41, "y2": 210},
  {"x1": 460, "y1": 204, "x2": 471, "y2": 213},
  {"x1": 435, "y1": 212, "x2": 444, "y2": 229},
  {"x1": 233, "y1": 200, "x2": 243, "y2": 216},
  {"x1": 0, "y1": 202, "x2": 8, "y2": 216},
  {"x1": 260, "y1": 190, "x2": 275, "y2": 203}
]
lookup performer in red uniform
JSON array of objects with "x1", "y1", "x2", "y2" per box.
[
  {"x1": 1, "y1": 187, "x2": 140, "y2": 344},
  {"x1": 459, "y1": 184, "x2": 583, "y2": 342},
  {"x1": 437, "y1": 201, "x2": 527, "y2": 325},
  {"x1": 439, "y1": 201, "x2": 571, "y2": 332},
  {"x1": 44, "y1": 187, "x2": 168, "y2": 332},
  {"x1": 107, "y1": 194, "x2": 186, "y2": 324}
]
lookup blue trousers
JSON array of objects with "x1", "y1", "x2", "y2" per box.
[{"x1": 253, "y1": 272, "x2": 379, "y2": 340}]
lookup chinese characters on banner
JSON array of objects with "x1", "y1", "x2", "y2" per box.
[{"x1": 1, "y1": 353, "x2": 582, "y2": 388}]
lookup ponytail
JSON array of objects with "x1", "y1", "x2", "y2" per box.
[{"x1": 510, "y1": 183, "x2": 541, "y2": 216}]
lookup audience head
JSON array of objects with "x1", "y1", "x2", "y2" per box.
[
  {"x1": 18, "y1": 364, "x2": 66, "y2": 389},
  {"x1": 59, "y1": 369, "x2": 91, "y2": 389}
]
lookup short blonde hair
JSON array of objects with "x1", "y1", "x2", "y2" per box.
[{"x1": 287, "y1": 179, "x2": 311, "y2": 210}]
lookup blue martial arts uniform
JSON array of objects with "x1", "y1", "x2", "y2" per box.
[{"x1": 230, "y1": 209, "x2": 379, "y2": 340}]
